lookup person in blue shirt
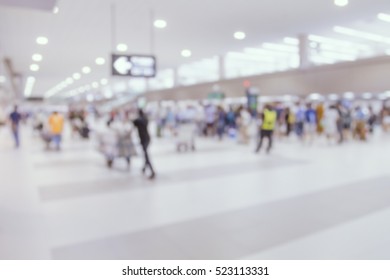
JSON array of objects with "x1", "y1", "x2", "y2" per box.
[
  {"x1": 305, "y1": 103, "x2": 317, "y2": 142},
  {"x1": 9, "y1": 105, "x2": 22, "y2": 148}
]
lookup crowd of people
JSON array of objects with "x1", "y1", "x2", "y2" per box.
[
  {"x1": 2, "y1": 98, "x2": 390, "y2": 181},
  {"x1": 153, "y1": 100, "x2": 390, "y2": 153}
]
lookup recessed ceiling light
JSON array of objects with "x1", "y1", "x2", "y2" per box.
[
  {"x1": 66, "y1": 77, "x2": 73, "y2": 85},
  {"x1": 53, "y1": 6, "x2": 59, "y2": 14},
  {"x1": 334, "y1": 0, "x2": 348, "y2": 7},
  {"x1": 32, "y1": 54, "x2": 43, "y2": 62},
  {"x1": 73, "y1": 73, "x2": 81, "y2": 80},
  {"x1": 36, "y1": 36, "x2": 48, "y2": 45},
  {"x1": 92, "y1": 82, "x2": 99, "y2": 88},
  {"x1": 30, "y1": 64, "x2": 40, "y2": 71},
  {"x1": 82, "y1": 66, "x2": 91, "y2": 74},
  {"x1": 181, "y1": 49, "x2": 192, "y2": 57},
  {"x1": 100, "y1": 78, "x2": 108, "y2": 85},
  {"x1": 116, "y1": 43, "x2": 128, "y2": 52},
  {"x1": 378, "y1": 13, "x2": 390, "y2": 23},
  {"x1": 0, "y1": 76, "x2": 6, "y2": 83},
  {"x1": 234, "y1": 31, "x2": 246, "y2": 40},
  {"x1": 95, "y1": 57, "x2": 105, "y2": 65},
  {"x1": 154, "y1": 19, "x2": 167, "y2": 29}
]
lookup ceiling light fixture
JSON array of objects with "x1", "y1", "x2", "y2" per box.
[
  {"x1": 0, "y1": 76, "x2": 6, "y2": 83},
  {"x1": 66, "y1": 77, "x2": 73, "y2": 85},
  {"x1": 53, "y1": 6, "x2": 59, "y2": 14},
  {"x1": 154, "y1": 19, "x2": 167, "y2": 29},
  {"x1": 100, "y1": 78, "x2": 108, "y2": 85},
  {"x1": 116, "y1": 43, "x2": 128, "y2": 52},
  {"x1": 262, "y1": 43, "x2": 298, "y2": 53},
  {"x1": 82, "y1": 66, "x2": 91, "y2": 74},
  {"x1": 334, "y1": 0, "x2": 348, "y2": 7},
  {"x1": 92, "y1": 82, "x2": 99, "y2": 88},
  {"x1": 378, "y1": 13, "x2": 390, "y2": 23},
  {"x1": 36, "y1": 36, "x2": 48, "y2": 45},
  {"x1": 32, "y1": 54, "x2": 43, "y2": 62},
  {"x1": 95, "y1": 57, "x2": 105, "y2": 65},
  {"x1": 24, "y1": 76, "x2": 36, "y2": 97},
  {"x1": 234, "y1": 31, "x2": 246, "y2": 40},
  {"x1": 283, "y1": 37, "x2": 299, "y2": 45},
  {"x1": 73, "y1": 73, "x2": 81, "y2": 80},
  {"x1": 181, "y1": 49, "x2": 192, "y2": 57},
  {"x1": 30, "y1": 64, "x2": 40, "y2": 72},
  {"x1": 308, "y1": 34, "x2": 370, "y2": 50},
  {"x1": 334, "y1": 26, "x2": 390, "y2": 44}
]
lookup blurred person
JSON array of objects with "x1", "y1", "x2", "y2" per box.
[
  {"x1": 353, "y1": 106, "x2": 367, "y2": 141},
  {"x1": 305, "y1": 103, "x2": 317, "y2": 143},
  {"x1": 380, "y1": 105, "x2": 390, "y2": 133},
  {"x1": 274, "y1": 103, "x2": 285, "y2": 138},
  {"x1": 133, "y1": 109, "x2": 156, "y2": 180},
  {"x1": 216, "y1": 106, "x2": 226, "y2": 140},
  {"x1": 9, "y1": 105, "x2": 22, "y2": 148},
  {"x1": 204, "y1": 104, "x2": 216, "y2": 137},
  {"x1": 323, "y1": 105, "x2": 339, "y2": 144},
  {"x1": 165, "y1": 107, "x2": 176, "y2": 136},
  {"x1": 237, "y1": 106, "x2": 251, "y2": 144},
  {"x1": 340, "y1": 104, "x2": 352, "y2": 141},
  {"x1": 316, "y1": 103, "x2": 325, "y2": 134},
  {"x1": 48, "y1": 111, "x2": 65, "y2": 150},
  {"x1": 226, "y1": 106, "x2": 236, "y2": 129},
  {"x1": 255, "y1": 104, "x2": 277, "y2": 154},
  {"x1": 367, "y1": 106, "x2": 377, "y2": 134},
  {"x1": 295, "y1": 103, "x2": 305, "y2": 140},
  {"x1": 195, "y1": 105, "x2": 206, "y2": 137},
  {"x1": 285, "y1": 107, "x2": 295, "y2": 137}
]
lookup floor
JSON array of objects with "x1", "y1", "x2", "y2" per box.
[{"x1": 1, "y1": 124, "x2": 390, "y2": 260}]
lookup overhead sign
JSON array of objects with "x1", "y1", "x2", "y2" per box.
[{"x1": 111, "y1": 54, "x2": 156, "y2": 77}]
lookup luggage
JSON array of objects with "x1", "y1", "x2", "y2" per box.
[
  {"x1": 97, "y1": 131, "x2": 137, "y2": 169},
  {"x1": 175, "y1": 123, "x2": 196, "y2": 152}
]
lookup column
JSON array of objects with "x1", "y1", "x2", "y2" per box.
[
  {"x1": 298, "y1": 34, "x2": 310, "y2": 69},
  {"x1": 218, "y1": 55, "x2": 226, "y2": 80}
]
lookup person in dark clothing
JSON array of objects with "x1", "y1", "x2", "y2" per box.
[
  {"x1": 133, "y1": 109, "x2": 156, "y2": 179},
  {"x1": 9, "y1": 105, "x2": 22, "y2": 148}
]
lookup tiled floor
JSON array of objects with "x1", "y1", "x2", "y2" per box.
[{"x1": 1, "y1": 125, "x2": 390, "y2": 259}]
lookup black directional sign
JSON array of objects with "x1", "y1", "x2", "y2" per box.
[{"x1": 111, "y1": 54, "x2": 156, "y2": 77}]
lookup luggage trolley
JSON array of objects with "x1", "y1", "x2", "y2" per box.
[
  {"x1": 175, "y1": 122, "x2": 196, "y2": 152},
  {"x1": 97, "y1": 131, "x2": 137, "y2": 169}
]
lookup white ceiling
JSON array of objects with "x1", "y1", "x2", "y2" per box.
[{"x1": 0, "y1": 0, "x2": 389, "y2": 98}]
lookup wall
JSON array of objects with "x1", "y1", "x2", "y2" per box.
[{"x1": 144, "y1": 56, "x2": 390, "y2": 101}]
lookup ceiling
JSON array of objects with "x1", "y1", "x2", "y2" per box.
[{"x1": 0, "y1": 0, "x2": 389, "y2": 99}]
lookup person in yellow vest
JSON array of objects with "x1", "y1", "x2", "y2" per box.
[
  {"x1": 49, "y1": 111, "x2": 65, "y2": 150},
  {"x1": 255, "y1": 104, "x2": 277, "y2": 154}
]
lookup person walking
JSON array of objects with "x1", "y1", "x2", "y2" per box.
[
  {"x1": 9, "y1": 105, "x2": 22, "y2": 148},
  {"x1": 133, "y1": 109, "x2": 156, "y2": 180},
  {"x1": 49, "y1": 111, "x2": 65, "y2": 150},
  {"x1": 256, "y1": 104, "x2": 277, "y2": 154}
]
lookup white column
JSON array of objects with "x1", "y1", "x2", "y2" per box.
[
  {"x1": 218, "y1": 55, "x2": 225, "y2": 80},
  {"x1": 173, "y1": 67, "x2": 180, "y2": 87},
  {"x1": 298, "y1": 34, "x2": 310, "y2": 69}
]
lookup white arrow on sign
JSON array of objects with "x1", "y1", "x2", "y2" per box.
[{"x1": 113, "y1": 56, "x2": 132, "y2": 75}]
